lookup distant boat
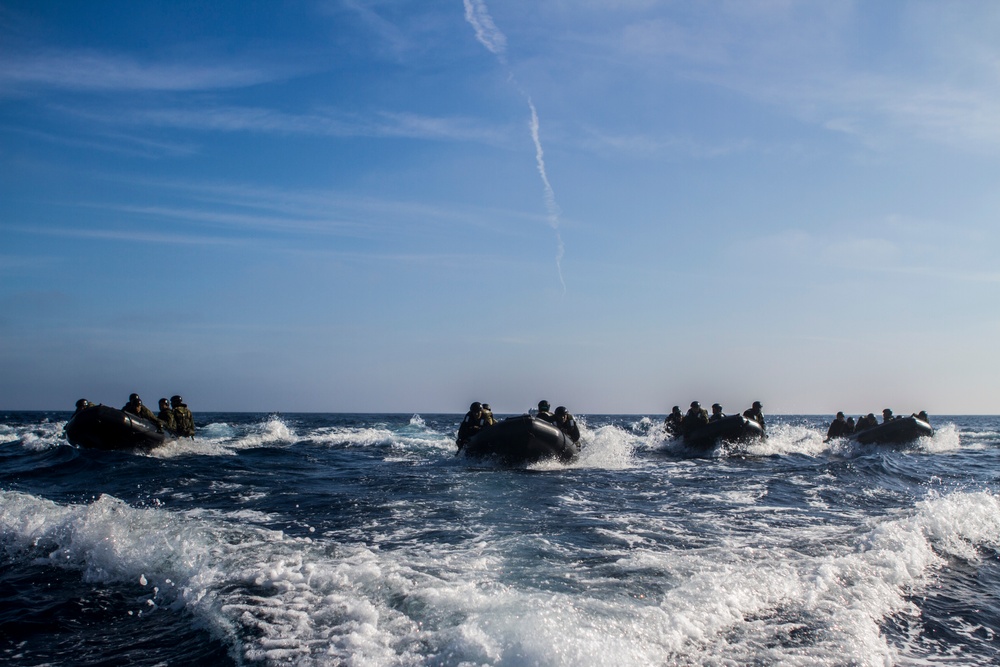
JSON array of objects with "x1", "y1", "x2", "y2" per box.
[
  {"x1": 461, "y1": 414, "x2": 578, "y2": 465},
  {"x1": 850, "y1": 415, "x2": 933, "y2": 446},
  {"x1": 64, "y1": 404, "x2": 170, "y2": 451},
  {"x1": 681, "y1": 415, "x2": 765, "y2": 450}
]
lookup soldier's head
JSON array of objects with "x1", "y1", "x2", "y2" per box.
[
  {"x1": 538, "y1": 400, "x2": 550, "y2": 412},
  {"x1": 129, "y1": 393, "x2": 141, "y2": 405},
  {"x1": 170, "y1": 395, "x2": 184, "y2": 407},
  {"x1": 159, "y1": 398, "x2": 170, "y2": 410},
  {"x1": 470, "y1": 401, "x2": 482, "y2": 413}
]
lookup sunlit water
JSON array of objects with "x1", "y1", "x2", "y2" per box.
[{"x1": 2, "y1": 412, "x2": 998, "y2": 666}]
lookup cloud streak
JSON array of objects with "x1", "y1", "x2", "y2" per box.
[
  {"x1": 0, "y1": 50, "x2": 282, "y2": 93},
  {"x1": 463, "y1": 0, "x2": 567, "y2": 293},
  {"x1": 463, "y1": 0, "x2": 507, "y2": 60},
  {"x1": 528, "y1": 99, "x2": 565, "y2": 293},
  {"x1": 53, "y1": 104, "x2": 509, "y2": 145}
]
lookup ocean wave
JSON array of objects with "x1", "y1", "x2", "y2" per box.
[{"x1": 4, "y1": 488, "x2": 998, "y2": 666}]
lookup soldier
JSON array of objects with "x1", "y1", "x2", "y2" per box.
[
  {"x1": 456, "y1": 402, "x2": 485, "y2": 450},
  {"x1": 709, "y1": 403, "x2": 726, "y2": 422},
  {"x1": 664, "y1": 406, "x2": 683, "y2": 437},
  {"x1": 553, "y1": 406, "x2": 581, "y2": 444},
  {"x1": 480, "y1": 403, "x2": 496, "y2": 427},
  {"x1": 536, "y1": 400, "x2": 556, "y2": 424},
  {"x1": 855, "y1": 413, "x2": 877, "y2": 432},
  {"x1": 170, "y1": 395, "x2": 195, "y2": 437},
  {"x1": 158, "y1": 398, "x2": 177, "y2": 433},
  {"x1": 825, "y1": 411, "x2": 849, "y2": 441},
  {"x1": 683, "y1": 401, "x2": 709, "y2": 434},
  {"x1": 123, "y1": 393, "x2": 160, "y2": 425},
  {"x1": 743, "y1": 401, "x2": 766, "y2": 434}
]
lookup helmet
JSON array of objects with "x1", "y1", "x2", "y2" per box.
[
  {"x1": 159, "y1": 398, "x2": 170, "y2": 407},
  {"x1": 76, "y1": 398, "x2": 89, "y2": 409},
  {"x1": 554, "y1": 406, "x2": 567, "y2": 416},
  {"x1": 171, "y1": 395, "x2": 183, "y2": 406},
  {"x1": 538, "y1": 400, "x2": 550, "y2": 411},
  {"x1": 752, "y1": 401, "x2": 762, "y2": 409},
  {"x1": 129, "y1": 393, "x2": 140, "y2": 402},
  {"x1": 690, "y1": 401, "x2": 700, "y2": 409},
  {"x1": 712, "y1": 403, "x2": 721, "y2": 410},
  {"x1": 470, "y1": 402, "x2": 482, "y2": 412}
]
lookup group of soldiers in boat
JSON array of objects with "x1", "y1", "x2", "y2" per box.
[
  {"x1": 72, "y1": 392, "x2": 196, "y2": 437},
  {"x1": 456, "y1": 400, "x2": 580, "y2": 450},
  {"x1": 825, "y1": 408, "x2": 930, "y2": 441},
  {"x1": 663, "y1": 400, "x2": 766, "y2": 438}
]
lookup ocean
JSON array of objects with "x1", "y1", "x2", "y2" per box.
[{"x1": 1, "y1": 411, "x2": 998, "y2": 666}]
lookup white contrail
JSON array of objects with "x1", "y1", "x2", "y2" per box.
[
  {"x1": 463, "y1": 0, "x2": 506, "y2": 60},
  {"x1": 528, "y1": 98, "x2": 566, "y2": 292},
  {"x1": 462, "y1": 0, "x2": 566, "y2": 294}
]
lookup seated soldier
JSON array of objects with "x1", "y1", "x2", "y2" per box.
[
  {"x1": 664, "y1": 406, "x2": 683, "y2": 437},
  {"x1": 456, "y1": 402, "x2": 485, "y2": 450},
  {"x1": 826, "y1": 411, "x2": 849, "y2": 441},
  {"x1": 553, "y1": 406, "x2": 581, "y2": 444},
  {"x1": 683, "y1": 401, "x2": 709, "y2": 434},
  {"x1": 158, "y1": 398, "x2": 177, "y2": 433},
  {"x1": 123, "y1": 393, "x2": 160, "y2": 425},
  {"x1": 536, "y1": 400, "x2": 556, "y2": 424},
  {"x1": 170, "y1": 395, "x2": 195, "y2": 437}
]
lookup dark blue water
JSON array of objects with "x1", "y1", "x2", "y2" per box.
[{"x1": 2, "y1": 412, "x2": 999, "y2": 666}]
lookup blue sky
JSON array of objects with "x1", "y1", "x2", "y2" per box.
[{"x1": 2, "y1": 1, "x2": 998, "y2": 414}]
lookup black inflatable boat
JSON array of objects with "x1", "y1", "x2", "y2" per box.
[
  {"x1": 64, "y1": 405, "x2": 169, "y2": 451},
  {"x1": 682, "y1": 415, "x2": 765, "y2": 450},
  {"x1": 461, "y1": 415, "x2": 578, "y2": 465},
  {"x1": 850, "y1": 416, "x2": 933, "y2": 446}
]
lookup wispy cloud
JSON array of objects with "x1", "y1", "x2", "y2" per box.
[
  {"x1": 749, "y1": 219, "x2": 1000, "y2": 284},
  {"x1": 0, "y1": 222, "x2": 248, "y2": 247},
  {"x1": 54, "y1": 103, "x2": 509, "y2": 145},
  {"x1": 0, "y1": 50, "x2": 283, "y2": 93},
  {"x1": 528, "y1": 99, "x2": 565, "y2": 293},
  {"x1": 338, "y1": 0, "x2": 411, "y2": 57},
  {"x1": 607, "y1": 3, "x2": 1000, "y2": 152},
  {"x1": 463, "y1": 0, "x2": 567, "y2": 293},
  {"x1": 580, "y1": 126, "x2": 753, "y2": 159},
  {"x1": 463, "y1": 0, "x2": 507, "y2": 60},
  {"x1": 0, "y1": 124, "x2": 199, "y2": 158}
]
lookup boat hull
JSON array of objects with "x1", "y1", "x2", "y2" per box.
[
  {"x1": 462, "y1": 415, "x2": 578, "y2": 465},
  {"x1": 682, "y1": 415, "x2": 764, "y2": 449},
  {"x1": 64, "y1": 405, "x2": 168, "y2": 451},
  {"x1": 850, "y1": 416, "x2": 933, "y2": 445}
]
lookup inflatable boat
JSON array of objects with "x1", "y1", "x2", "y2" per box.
[
  {"x1": 64, "y1": 404, "x2": 169, "y2": 451},
  {"x1": 682, "y1": 415, "x2": 765, "y2": 450},
  {"x1": 461, "y1": 415, "x2": 578, "y2": 465},
  {"x1": 850, "y1": 415, "x2": 933, "y2": 446}
]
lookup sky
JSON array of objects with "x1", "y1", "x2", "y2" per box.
[{"x1": 1, "y1": 1, "x2": 999, "y2": 415}]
